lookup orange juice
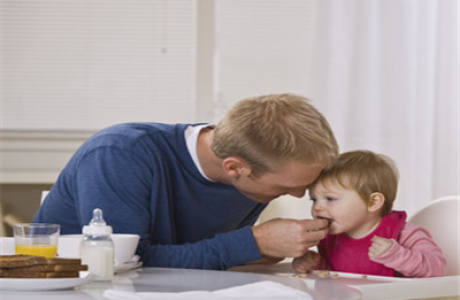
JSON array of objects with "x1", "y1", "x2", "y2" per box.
[{"x1": 15, "y1": 244, "x2": 57, "y2": 258}]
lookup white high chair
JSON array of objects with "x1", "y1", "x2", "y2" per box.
[
  {"x1": 40, "y1": 190, "x2": 50, "y2": 205},
  {"x1": 408, "y1": 195, "x2": 460, "y2": 276}
]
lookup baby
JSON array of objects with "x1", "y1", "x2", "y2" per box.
[{"x1": 292, "y1": 150, "x2": 446, "y2": 277}]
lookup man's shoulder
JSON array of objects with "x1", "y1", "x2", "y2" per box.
[
  {"x1": 89, "y1": 122, "x2": 185, "y2": 143},
  {"x1": 78, "y1": 122, "x2": 198, "y2": 154},
  {"x1": 99, "y1": 122, "x2": 180, "y2": 135}
]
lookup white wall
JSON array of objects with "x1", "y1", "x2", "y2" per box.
[{"x1": 1, "y1": 0, "x2": 458, "y2": 225}]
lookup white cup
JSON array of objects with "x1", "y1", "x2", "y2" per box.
[
  {"x1": 57, "y1": 235, "x2": 81, "y2": 258},
  {"x1": 111, "y1": 234, "x2": 140, "y2": 264},
  {"x1": 58, "y1": 234, "x2": 140, "y2": 264},
  {"x1": 0, "y1": 237, "x2": 15, "y2": 255}
]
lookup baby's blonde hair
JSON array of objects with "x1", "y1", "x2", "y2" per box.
[
  {"x1": 309, "y1": 150, "x2": 399, "y2": 215},
  {"x1": 211, "y1": 93, "x2": 339, "y2": 176}
]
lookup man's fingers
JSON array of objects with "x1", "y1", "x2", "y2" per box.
[
  {"x1": 302, "y1": 228, "x2": 327, "y2": 241},
  {"x1": 299, "y1": 218, "x2": 329, "y2": 231},
  {"x1": 253, "y1": 218, "x2": 330, "y2": 258},
  {"x1": 296, "y1": 219, "x2": 329, "y2": 246}
]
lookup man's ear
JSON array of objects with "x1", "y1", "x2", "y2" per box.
[
  {"x1": 368, "y1": 192, "x2": 385, "y2": 212},
  {"x1": 222, "y1": 157, "x2": 250, "y2": 178}
]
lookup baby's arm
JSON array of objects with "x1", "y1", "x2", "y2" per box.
[
  {"x1": 292, "y1": 250, "x2": 327, "y2": 273},
  {"x1": 369, "y1": 223, "x2": 446, "y2": 277}
]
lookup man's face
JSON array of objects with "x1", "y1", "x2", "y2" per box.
[{"x1": 234, "y1": 161, "x2": 323, "y2": 203}]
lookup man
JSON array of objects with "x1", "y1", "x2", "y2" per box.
[{"x1": 34, "y1": 93, "x2": 338, "y2": 270}]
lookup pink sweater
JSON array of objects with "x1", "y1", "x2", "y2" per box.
[
  {"x1": 317, "y1": 211, "x2": 446, "y2": 277},
  {"x1": 370, "y1": 222, "x2": 446, "y2": 277}
]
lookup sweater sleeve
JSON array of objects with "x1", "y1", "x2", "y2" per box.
[
  {"x1": 138, "y1": 226, "x2": 261, "y2": 270},
  {"x1": 73, "y1": 144, "x2": 261, "y2": 270},
  {"x1": 370, "y1": 223, "x2": 446, "y2": 277}
]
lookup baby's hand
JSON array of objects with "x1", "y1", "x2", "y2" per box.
[
  {"x1": 292, "y1": 250, "x2": 319, "y2": 274},
  {"x1": 368, "y1": 235, "x2": 393, "y2": 258}
]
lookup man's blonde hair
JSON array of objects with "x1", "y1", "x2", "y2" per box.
[
  {"x1": 211, "y1": 93, "x2": 339, "y2": 176},
  {"x1": 309, "y1": 150, "x2": 399, "y2": 215}
]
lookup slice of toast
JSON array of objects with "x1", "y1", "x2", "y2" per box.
[
  {"x1": 46, "y1": 258, "x2": 88, "y2": 271},
  {"x1": 0, "y1": 267, "x2": 47, "y2": 278},
  {"x1": 53, "y1": 264, "x2": 88, "y2": 271},
  {"x1": 0, "y1": 255, "x2": 47, "y2": 269},
  {"x1": 0, "y1": 268, "x2": 80, "y2": 278},
  {"x1": 45, "y1": 271, "x2": 80, "y2": 278},
  {"x1": 46, "y1": 258, "x2": 83, "y2": 265}
]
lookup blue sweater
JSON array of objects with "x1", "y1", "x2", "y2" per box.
[{"x1": 34, "y1": 123, "x2": 266, "y2": 269}]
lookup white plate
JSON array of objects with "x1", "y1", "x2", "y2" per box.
[{"x1": 0, "y1": 273, "x2": 97, "y2": 292}]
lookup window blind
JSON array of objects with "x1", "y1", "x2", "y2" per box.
[{"x1": 1, "y1": 0, "x2": 197, "y2": 131}]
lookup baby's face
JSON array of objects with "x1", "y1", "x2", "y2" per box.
[{"x1": 309, "y1": 181, "x2": 377, "y2": 239}]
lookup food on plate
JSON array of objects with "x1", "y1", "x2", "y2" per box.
[
  {"x1": 315, "y1": 270, "x2": 331, "y2": 278},
  {"x1": 0, "y1": 254, "x2": 47, "y2": 268},
  {"x1": 0, "y1": 255, "x2": 87, "y2": 278},
  {"x1": 289, "y1": 270, "x2": 341, "y2": 279},
  {"x1": 289, "y1": 273, "x2": 308, "y2": 278}
]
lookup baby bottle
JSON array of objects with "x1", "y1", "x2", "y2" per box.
[{"x1": 81, "y1": 208, "x2": 114, "y2": 282}]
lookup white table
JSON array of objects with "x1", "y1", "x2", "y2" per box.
[
  {"x1": 0, "y1": 267, "x2": 358, "y2": 300},
  {"x1": 230, "y1": 263, "x2": 460, "y2": 300},
  {"x1": 0, "y1": 265, "x2": 459, "y2": 300}
]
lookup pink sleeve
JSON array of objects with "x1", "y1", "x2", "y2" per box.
[{"x1": 370, "y1": 223, "x2": 446, "y2": 277}]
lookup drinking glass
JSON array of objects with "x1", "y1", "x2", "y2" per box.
[{"x1": 14, "y1": 223, "x2": 60, "y2": 258}]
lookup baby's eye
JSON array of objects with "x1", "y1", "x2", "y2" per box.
[
  {"x1": 326, "y1": 197, "x2": 337, "y2": 202},
  {"x1": 309, "y1": 197, "x2": 317, "y2": 202}
]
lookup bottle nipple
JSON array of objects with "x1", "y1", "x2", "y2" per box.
[
  {"x1": 90, "y1": 208, "x2": 106, "y2": 227},
  {"x1": 83, "y1": 208, "x2": 112, "y2": 235}
]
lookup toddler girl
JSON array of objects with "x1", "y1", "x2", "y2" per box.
[{"x1": 292, "y1": 150, "x2": 446, "y2": 277}]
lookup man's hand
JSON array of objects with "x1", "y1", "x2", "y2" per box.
[
  {"x1": 251, "y1": 218, "x2": 328, "y2": 258},
  {"x1": 368, "y1": 235, "x2": 393, "y2": 258},
  {"x1": 292, "y1": 250, "x2": 319, "y2": 273}
]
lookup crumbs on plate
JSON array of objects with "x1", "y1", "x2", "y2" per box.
[
  {"x1": 290, "y1": 270, "x2": 369, "y2": 279},
  {"x1": 289, "y1": 273, "x2": 308, "y2": 278},
  {"x1": 290, "y1": 270, "x2": 340, "y2": 278}
]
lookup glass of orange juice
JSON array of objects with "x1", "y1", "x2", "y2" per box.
[{"x1": 13, "y1": 223, "x2": 60, "y2": 258}]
